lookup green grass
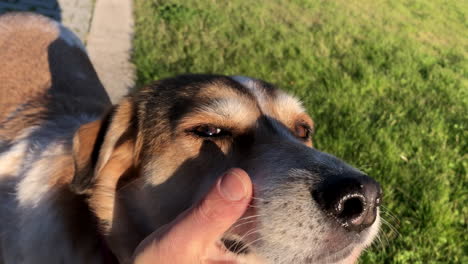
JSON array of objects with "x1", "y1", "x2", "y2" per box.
[{"x1": 133, "y1": 0, "x2": 467, "y2": 263}]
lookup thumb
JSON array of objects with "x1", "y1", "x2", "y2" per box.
[{"x1": 169, "y1": 168, "x2": 253, "y2": 250}]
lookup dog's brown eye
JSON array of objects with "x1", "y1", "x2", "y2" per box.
[
  {"x1": 192, "y1": 125, "x2": 231, "y2": 138},
  {"x1": 295, "y1": 123, "x2": 311, "y2": 140}
]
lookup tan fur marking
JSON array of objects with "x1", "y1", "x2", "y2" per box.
[
  {"x1": 72, "y1": 119, "x2": 105, "y2": 186},
  {"x1": 270, "y1": 92, "x2": 306, "y2": 125},
  {"x1": 86, "y1": 98, "x2": 139, "y2": 230},
  {"x1": 0, "y1": 14, "x2": 58, "y2": 121},
  {"x1": 203, "y1": 81, "x2": 248, "y2": 99},
  {"x1": 0, "y1": 13, "x2": 58, "y2": 141},
  {"x1": 89, "y1": 140, "x2": 135, "y2": 227},
  {"x1": 0, "y1": 102, "x2": 47, "y2": 141},
  {"x1": 179, "y1": 98, "x2": 260, "y2": 134},
  {"x1": 47, "y1": 155, "x2": 75, "y2": 186},
  {"x1": 95, "y1": 99, "x2": 134, "y2": 173}
]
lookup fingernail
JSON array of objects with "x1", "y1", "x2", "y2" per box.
[{"x1": 218, "y1": 169, "x2": 247, "y2": 201}]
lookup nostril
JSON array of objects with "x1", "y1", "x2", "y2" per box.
[
  {"x1": 337, "y1": 194, "x2": 365, "y2": 221},
  {"x1": 313, "y1": 173, "x2": 381, "y2": 232}
]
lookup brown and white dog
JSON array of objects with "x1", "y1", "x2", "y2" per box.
[{"x1": 0, "y1": 13, "x2": 382, "y2": 264}]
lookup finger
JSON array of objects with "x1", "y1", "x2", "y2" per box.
[{"x1": 168, "y1": 168, "x2": 252, "y2": 251}]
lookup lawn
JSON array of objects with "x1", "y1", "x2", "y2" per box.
[{"x1": 132, "y1": 0, "x2": 467, "y2": 263}]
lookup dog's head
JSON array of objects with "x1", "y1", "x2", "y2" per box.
[{"x1": 71, "y1": 74, "x2": 381, "y2": 263}]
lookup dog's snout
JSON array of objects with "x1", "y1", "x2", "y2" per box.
[{"x1": 313, "y1": 173, "x2": 382, "y2": 232}]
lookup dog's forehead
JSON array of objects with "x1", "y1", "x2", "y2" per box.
[
  {"x1": 171, "y1": 75, "x2": 309, "y2": 131},
  {"x1": 139, "y1": 75, "x2": 309, "y2": 134},
  {"x1": 230, "y1": 76, "x2": 306, "y2": 122}
]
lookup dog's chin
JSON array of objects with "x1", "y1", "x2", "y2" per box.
[
  {"x1": 221, "y1": 239, "x2": 362, "y2": 264},
  {"x1": 222, "y1": 214, "x2": 380, "y2": 264},
  {"x1": 315, "y1": 215, "x2": 381, "y2": 264},
  {"x1": 310, "y1": 242, "x2": 361, "y2": 264},
  {"x1": 221, "y1": 238, "x2": 361, "y2": 264},
  {"x1": 317, "y1": 246, "x2": 364, "y2": 264}
]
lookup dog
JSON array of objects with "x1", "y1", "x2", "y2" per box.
[{"x1": 0, "y1": 13, "x2": 381, "y2": 264}]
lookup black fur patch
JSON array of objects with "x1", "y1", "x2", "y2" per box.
[
  {"x1": 222, "y1": 238, "x2": 250, "y2": 254},
  {"x1": 70, "y1": 111, "x2": 112, "y2": 194}
]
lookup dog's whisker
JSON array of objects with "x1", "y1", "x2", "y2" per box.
[
  {"x1": 232, "y1": 229, "x2": 263, "y2": 252},
  {"x1": 230, "y1": 219, "x2": 260, "y2": 231},
  {"x1": 225, "y1": 228, "x2": 259, "y2": 253},
  {"x1": 379, "y1": 227, "x2": 387, "y2": 249},
  {"x1": 238, "y1": 214, "x2": 264, "y2": 220},
  {"x1": 380, "y1": 217, "x2": 398, "y2": 233},
  {"x1": 380, "y1": 207, "x2": 400, "y2": 224},
  {"x1": 382, "y1": 219, "x2": 399, "y2": 236},
  {"x1": 383, "y1": 232, "x2": 391, "y2": 249},
  {"x1": 374, "y1": 226, "x2": 386, "y2": 250},
  {"x1": 236, "y1": 229, "x2": 282, "y2": 254},
  {"x1": 380, "y1": 217, "x2": 401, "y2": 238},
  {"x1": 380, "y1": 213, "x2": 400, "y2": 228},
  {"x1": 115, "y1": 177, "x2": 147, "y2": 194},
  {"x1": 236, "y1": 236, "x2": 263, "y2": 253},
  {"x1": 246, "y1": 204, "x2": 263, "y2": 209},
  {"x1": 378, "y1": 225, "x2": 390, "y2": 246},
  {"x1": 237, "y1": 227, "x2": 262, "y2": 243},
  {"x1": 250, "y1": 197, "x2": 271, "y2": 202}
]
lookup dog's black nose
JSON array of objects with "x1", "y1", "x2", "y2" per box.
[{"x1": 313, "y1": 172, "x2": 382, "y2": 232}]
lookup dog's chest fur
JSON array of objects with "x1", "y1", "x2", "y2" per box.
[{"x1": 0, "y1": 127, "x2": 103, "y2": 264}]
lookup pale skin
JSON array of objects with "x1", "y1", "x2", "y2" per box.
[{"x1": 133, "y1": 168, "x2": 253, "y2": 264}]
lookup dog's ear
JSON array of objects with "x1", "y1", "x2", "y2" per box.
[
  {"x1": 70, "y1": 98, "x2": 142, "y2": 195},
  {"x1": 70, "y1": 117, "x2": 109, "y2": 194}
]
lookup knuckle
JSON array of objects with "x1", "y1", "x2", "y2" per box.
[{"x1": 195, "y1": 198, "x2": 222, "y2": 223}]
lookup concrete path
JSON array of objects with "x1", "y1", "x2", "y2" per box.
[
  {"x1": 58, "y1": 0, "x2": 94, "y2": 42},
  {"x1": 87, "y1": 0, "x2": 135, "y2": 103},
  {"x1": 0, "y1": 0, "x2": 134, "y2": 103}
]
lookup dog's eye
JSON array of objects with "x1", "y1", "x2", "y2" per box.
[
  {"x1": 192, "y1": 125, "x2": 231, "y2": 138},
  {"x1": 295, "y1": 123, "x2": 312, "y2": 140}
]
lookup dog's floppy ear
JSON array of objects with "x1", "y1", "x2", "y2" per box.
[
  {"x1": 70, "y1": 117, "x2": 109, "y2": 194},
  {"x1": 70, "y1": 98, "x2": 142, "y2": 195}
]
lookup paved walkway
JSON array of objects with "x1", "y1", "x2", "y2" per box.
[
  {"x1": 0, "y1": 0, "x2": 134, "y2": 102},
  {"x1": 87, "y1": 0, "x2": 134, "y2": 103},
  {"x1": 58, "y1": 0, "x2": 94, "y2": 42}
]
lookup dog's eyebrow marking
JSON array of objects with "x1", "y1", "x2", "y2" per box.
[
  {"x1": 273, "y1": 92, "x2": 306, "y2": 123},
  {"x1": 192, "y1": 97, "x2": 260, "y2": 124},
  {"x1": 198, "y1": 98, "x2": 252, "y2": 117},
  {"x1": 231, "y1": 76, "x2": 269, "y2": 109},
  {"x1": 231, "y1": 76, "x2": 307, "y2": 123}
]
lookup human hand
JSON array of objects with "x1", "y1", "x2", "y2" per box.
[{"x1": 133, "y1": 168, "x2": 253, "y2": 264}]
